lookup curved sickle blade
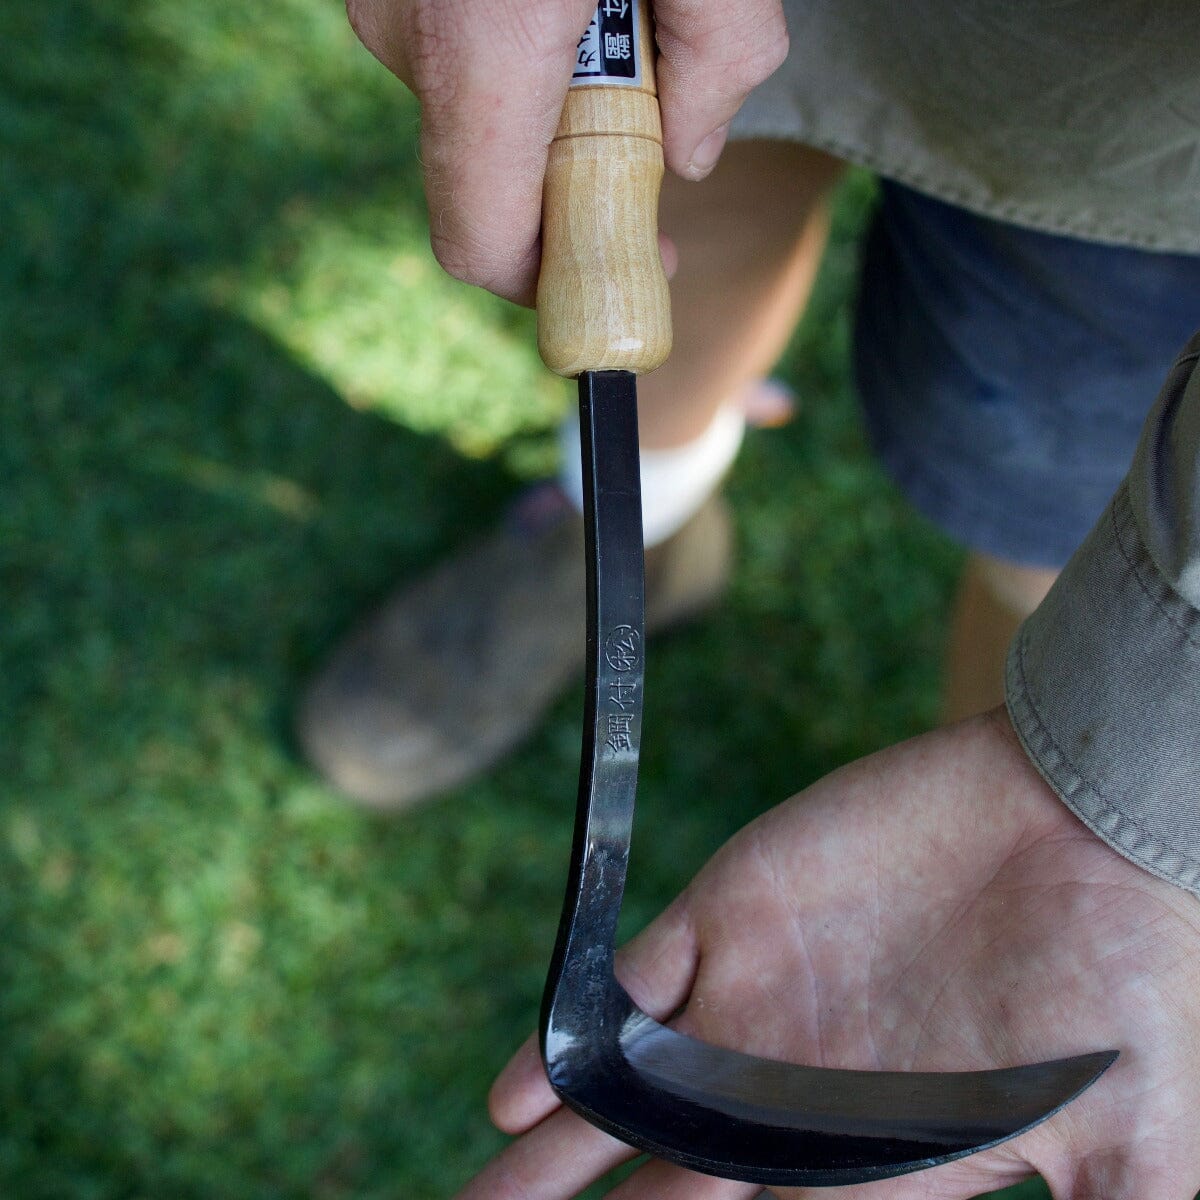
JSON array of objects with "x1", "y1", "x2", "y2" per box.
[
  {"x1": 540, "y1": 369, "x2": 1117, "y2": 1187},
  {"x1": 547, "y1": 997, "x2": 1116, "y2": 1186}
]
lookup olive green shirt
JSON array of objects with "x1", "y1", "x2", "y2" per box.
[
  {"x1": 732, "y1": 3, "x2": 1200, "y2": 892},
  {"x1": 735, "y1": 0, "x2": 1200, "y2": 252}
]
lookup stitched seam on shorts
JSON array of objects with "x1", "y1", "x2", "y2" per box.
[{"x1": 1008, "y1": 634, "x2": 1200, "y2": 895}]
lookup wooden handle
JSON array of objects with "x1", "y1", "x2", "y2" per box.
[{"x1": 536, "y1": 2, "x2": 672, "y2": 377}]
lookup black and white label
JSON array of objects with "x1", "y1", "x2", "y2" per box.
[{"x1": 573, "y1": 0, "x2": 641, "y2": 88}]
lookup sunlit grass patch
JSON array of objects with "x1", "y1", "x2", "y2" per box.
[
  {"x1": 207, "y1": 195, "x2": 570, "y2": 466},
  {"x1": 0, "y1": 0, "x2": 1023, "y2": 1196}
]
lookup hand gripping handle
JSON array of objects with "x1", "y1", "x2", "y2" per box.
[{"x1": 536, "y1": 2, "x2": 672, "y2": 377}]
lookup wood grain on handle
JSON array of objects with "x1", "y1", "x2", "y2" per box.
[{"x1": 537, "y1": 4, "x2": 672, "y2": 377}]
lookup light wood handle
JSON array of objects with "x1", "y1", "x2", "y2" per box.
[{"x1": 536, "y1": 4, "x2": 672, "y2": 377}]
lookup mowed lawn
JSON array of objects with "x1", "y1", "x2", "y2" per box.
[{"x1": 1, "y1": 2, "x2": 1047, "y2": 1198}]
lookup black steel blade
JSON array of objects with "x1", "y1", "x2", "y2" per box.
[{"x1": 539, "y1": 368, "x2": 1116, "y2": 1187}]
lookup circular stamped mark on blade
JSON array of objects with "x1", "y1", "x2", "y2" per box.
[{"x1": 604, "y1": 626, "x2": 641, "y2": 673}]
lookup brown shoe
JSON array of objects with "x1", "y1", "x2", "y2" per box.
[{"x1": 297, "y1": 483, "x2": 732, "y2": 808}]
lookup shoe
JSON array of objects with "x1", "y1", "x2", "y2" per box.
[{"x1": 297, "y1": 484, "x2": 732, "y2": 808}]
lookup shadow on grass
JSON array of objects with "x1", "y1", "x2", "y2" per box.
[
  {"x1": 2, "y1": 2, "x2": 545, "y2": 1195},
  {"x1": 0, "y1": 1, "x2": 971, "y2": 1197}
]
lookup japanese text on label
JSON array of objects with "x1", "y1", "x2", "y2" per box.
[{"x1": 573, "y1": 0, "x2": 640, "y2": 87}]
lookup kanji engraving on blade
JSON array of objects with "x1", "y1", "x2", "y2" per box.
[
  {"x1": 602, "y1": 627, "x2": 640, "y2": 757},
  {"x1": 605, "y1": 712, "x2": 634, "y2": 753}
]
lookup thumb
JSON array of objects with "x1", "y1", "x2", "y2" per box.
[{"x1": 654, "y1": 0, "x2": 789, "y2": 180}]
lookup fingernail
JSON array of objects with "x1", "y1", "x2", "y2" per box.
[{"x1": 685, "y1": 123, "x2": 729, "y2": 179}]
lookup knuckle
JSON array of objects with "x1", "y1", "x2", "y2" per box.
[
  {"x1": 748, "y1": 12, "x2": 790, "y2": 79},
  {"x1": 412, "y1": 0, "x2": 585, "y2": 99},
  {"x1": 423, "y1": 149, "x2": 541, "y2": 299},
  {"x1": 429, "y1": 228, "x2": 484, "y2": 285},
  {"x1": 504, "y1": 0, "x2": 593, "y2": 60},
  {"x1": 722, "y1": 6, "x2": 790, "y2": 88},
  {"x1": 345, "y1": 0, "x2": 458, "y2": 96},
  {"x1": 667, "y1": 1, "x2": 789, "y2": 91},
  {"x1": 344, "y1": 0, "x2": 376, "y2": 49},
  {"x1": 428, "y1": 226, "x2": 520, "y2": 295},
  {"x1": 405, "y1": 1, "x2": 454, "y2": 96}
]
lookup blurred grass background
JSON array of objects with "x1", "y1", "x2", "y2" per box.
[{"x1": 0, "y1": 1, "x2": 1052, "y2": 1197}]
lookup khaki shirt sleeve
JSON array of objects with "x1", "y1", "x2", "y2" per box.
[{"x1": 1006, "y1": 330, "x2": 1200, "y2": 896}]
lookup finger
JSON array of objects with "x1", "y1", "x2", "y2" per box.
[
  {"x1": 453, "y1": 1103, "x2": 636, "y2": 1200},
  {"x1": 490, "y1": 899, "x2": 700, "y2": 1134},
  {"x1": 419, "y1": 0, "x2": 594, "y2": 303},
  {"x1": 658, "y1": 232, "x2": 679, "y2": 281},
  {"x1": 352, "y1": 0, "x2": 595, "y2": 304},
  {"x1": 615, "y1": 897, "x2": 699, "y2": 1019},
  {"x1": 654, "y1": 0, "x2": 789, "y2": 180},
  {"x1": 608, "y1": 1155, "x2": 761, "y2": 1200},
  {"x1": 489, "y1": 1031, "x2": 548, "y2": 1134}
]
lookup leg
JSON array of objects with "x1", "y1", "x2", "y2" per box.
[
  {"x1": 639, "y1": 139, "x2": 843, "y2": 449},
  {"x1": 853, "y1": 182, "x2": 1200, "y2": 733},
  {"x1": 941, "y1": 553, "x2": 1058, "y2": 724},
  {"x1": 301, "y1": 140, "x2": 844, "y2": 808}
]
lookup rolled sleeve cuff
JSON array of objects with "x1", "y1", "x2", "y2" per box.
[{"x1": 1006, "y1": 481, "x2": 1200, "y2": 896}]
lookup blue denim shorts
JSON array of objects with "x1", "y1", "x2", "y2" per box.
[{"x1": 853, "y1": 183, "x2": 1200, "y2": 568}]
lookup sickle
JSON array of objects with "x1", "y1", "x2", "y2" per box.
[
  {"x1": 537, "y1": 369, "x2": 1114, "y2": 1188},
  {"x1": 532, "y1": 5, "x2": 1115, "y2": 1185}
]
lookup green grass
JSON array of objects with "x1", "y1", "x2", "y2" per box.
[{"x1": 0, "y1": 2, "x2": 1042, "y2": 1197}]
